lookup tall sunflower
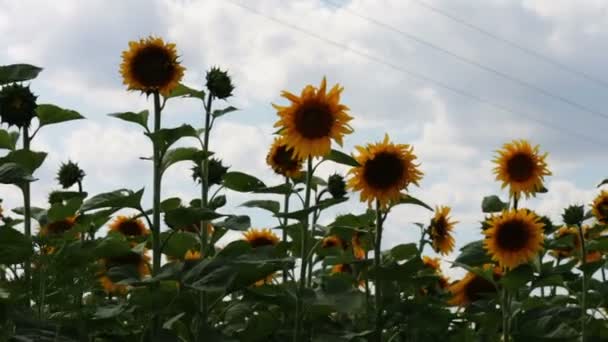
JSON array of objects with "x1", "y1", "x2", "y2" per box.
[
  {"x1": 448, "y1": 265, "x2": 501, "y2": 306},
  {"x1": 243, "y1": 228, "x2": 279, "y2": 248},
  {"x1": 109, "y1": 216, "x2": 149, "y2": 237},
  {"x1": 493, "y1": 139, "x2": 551, "y2": 199},
  {"x1": 120, "y1": 36, "x2": 185, "y2": 96},
  {"x1": 266, "y1": 137, "x2": 303, "y2": 178},
  {"x1": 99, "y1": 251, "x2": 150, "y2": 295},
  {"x1": 592, "y1": 191, "x2": 608, "y2": 225},
  {"x1": 483, "y1": 209, "x2": 544, "y2": 269},
  {"x1": 430, "y1": 206, "x2": 457, "y2": 255},
  {"x1": 273, "y1": 77, "x2": 353, "y2": 158},
  {"x1": 348, "y1": 134, "x2": 423, "y2": 208}
]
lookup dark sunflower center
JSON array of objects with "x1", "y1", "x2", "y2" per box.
[
  {"x1": 362, "y1": 152, "x2": 404, "y2": 190},
  {"x1": 433, "y1": 217, "x2": 448, "y2": 238},
  {"x1": 118, "y1": 221, "x2": 144, "y2": 236},
  {"x1": 506, "y1": 153, "x2": 535, "y2": 182},
  {"x1": 464, "y1": 276, "x2": 495, "y2": 302},
  {"x1": 273, "y1": 145, "x2": 299, "y2": 171},
  {"x1": 495, "y1": 219, "x2": 530, "y2": 251},
  {"x1": 323, "y1": 239, "x2": 339, "y2": 248},
  {"x1": 130, "y1": 46, "x2": 175, "y2": 88},
  {"x1": 294, "y1": 101, "x2": 334, "y2": 139},
  {"x1": 249, "y1": 237, "x2": 275, "y2": 248},
  {"x1": 598, "y1": 199, "x2": 608, "y2": 219},
  {"x1": 47, "y1": 220, "x2": 74, "y2": 235}
]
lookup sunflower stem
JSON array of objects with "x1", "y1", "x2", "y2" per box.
[
  {"x1": 577, "y1": 223, "x2": 587, "y2": 342},
  {"x1": 294, "y1": 156, "x2": 313, "y2": 342},
  {"x1": 602, "y1": 267, "x2": 606, "y2": 282},
  {"x1": 374, "y1": 199, "x2": 383, "y2": 342},
  {"x1": 282, "y1": 177, "x2": 290, "y2": 284},
  {"x1": 22, "y1": 126, "x2": 31, "y2": 307},
  {"x1": 307, "y1": 190, "x2": 326, "y2": 287},
  {"x1": 502, "y1": 285, "x2": 510, "y2": 342},
  {"x1": 151, "y1": 92, "x2": 163, "y2": 339},
  {"x1": 198, "y1": 93, "x2": 213, "y2": 340}
]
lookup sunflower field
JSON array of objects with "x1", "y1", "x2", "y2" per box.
[{"x1": 1, "y1": 36, "x2": 608, "y2": 342}]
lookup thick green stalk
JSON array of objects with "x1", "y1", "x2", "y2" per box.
[
  {"x1": 22, "y1": 127, "x2": 31, "y2": 306},
  {"x1": 293, "y1": 157, "x2": 313, "y2": 342},
  {"x1": 373, "y1": 200, "x2": 383, "y2": 342},
  {"x1": 307, "y1": 189, "x2": 326, "y2": 286},
  {"x1": 577, "y1": 224, "x2": 587, "y2": 342},
  {"x1": 502, "y1": 284, "x2": 509, "y2": 342},
  {"x1": 152, "y1": 92, "x2": 162, "y2": 275},
  {"x1": 282, "y1": 177, "x2": 290, "y2": 284}
]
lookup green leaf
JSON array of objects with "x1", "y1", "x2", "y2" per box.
[
  {"x1": 209, "y1": 195, "x2": 227, "y2": 210},
  {"x1": 500, "y1": 264, "x2": 533, "y2": 290},
  {"x1": 165, "y1": 83, "x2": 205, "y2": 100},
  {"x1": 93, "y1": 235, "x2": 132, "y2": 258},
  {"x1": 163, "y1": 312, "x2": 186, "y2": 330},
  {"x1": 393, "y1": 194, "x2": 433, "y2": 211},
  {"x1": 36, "y1": 104, "x2": 84, "y2": 127},
  {"x1": 389, "y1": 243, "x2": 418, "y2": 261},
  {"x1": 0, "y1": 129, "x2": 17, "y2": 150},
  {"x1": 47, "y1": 197, "x2": 82, "y2": 222},
  {"x1": 160, "y1": 197, "x2": 182, "y2": 212},
  {"x1": 482, "y1": 195, "x2": 508, "y2": 213},
  {"x1": 146, "y1": 124, "x2": 199, "y2": 155},
  {"x1": 81, "y1": 188, "x2": 144, "y2": 212},
  {"x1": 164, "y1": 207, "x2": 223, "y2": 228},
  {"x1": 161, "y1": 231, "x2": 199, "y2": 258},
  {"x1": 276, "y1": 197, "x2": 348, "y2": 222},
  {"x1": 324, "y1": 149, "x2": 359, "y2": 167},
  {"x1": 253, "y1": 183, "x2": 294, "y2": 195},
  {"x1": 212, "y1": 106, "x2": 238, "y2": 119},
  {"x1": 161, "y1": 147, "x2": 210, "y2": 174},
  {"x1": 0, "y1": 64, "x2": 42, "y2": 85},
  {"x1": 240, "y1": 200, "x2": 280, "y2": 215},
  {"x1": 0, "y1": 149, "x2": 47, "y2": 174},
  {"x1": 223, "y1": 172, "x2": 266, "y2": 192},
  {"x1": 214, "y1": 215, "x2": 251, "y2": 231},
  {"x1": 0, "y1": 162, "x2": 35, "y2": 184},
  {"x1": 0, "y1": 226, "x2": 33, "y2": 264},
  {"x1": 108, "y1": 110, "x2": 149, "y2": 130},
  {"x1": 93, "y1": 304, "x2": 126, "y2": 320},
  {"x1": 455, "y1": 240, "x2": 492, "y2": 267}
]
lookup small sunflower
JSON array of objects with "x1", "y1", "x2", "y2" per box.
[
  {"x1": 322, "y1": 235, "x2": 344, "y2": 249},
  {"x1": 273, "y1": 77, "x2": 353, "y2": 158},
  {"x1": 551, "y1": 226, "x2": 580, "y2": 258},
  {"x1": 243, "y1": 228, "x2": 280, "y2": 248},
  {"x1": 99, "y1": 252, "x2": 150, "y2": 295},
  {"x1": 585, "y1": 251, "x2": 602, "y2": 263},
  {"x1": 266, "y1": 137, "x2": 303, "y2": 178},
  {"x1": 331, "y1": 263, "x2": 352, "y2": 275},
  {"x1": 348, "y1": 134, "x2": 423, "y2": 208},
  {"x1": 109, "y1": 216, "x2": 149, "y2": 237},
  {"x1": 184, "y1": 249, "x2": 202, "y2": 261},
  {"x1": 592, "y1": 191, "x2": 608, "y2": 225},
  {"x1": 422, "y1": 256, "x2": 441, "y2": 273},
  {"x1": 493, "y1": 139, "x2": 551, "y2": 199},
  {"x1": 254, "y1": 273, "x2": 275, "y2": 287},
  {"x1": 430, "y1": 206, "x2": 457, "y2": 256},
  {"x1": 483, "y1": 209, "x2": 544, "y2": 269},
  {"x1": 0, "y1": 83, "x2": 38, "y2": 128},
  {"x1": 120, "y1": 36, "x2": 185, "y2": 96},
  {"x1": 39, "y1": 216, "x2": 77, "y2": 237},
  {"x1": 352, "y1": 233, "x2": 366, "y2": 260},
  {"x1": 448, "y1": 265, "x2": 501, "y2": 306}
]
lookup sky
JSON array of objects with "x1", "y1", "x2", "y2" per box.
[{"x1": 1, "y1": 0, "x2": 608, "y2": 277}]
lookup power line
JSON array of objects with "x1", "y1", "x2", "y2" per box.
[
  {"x1": 410, "y1": 0, "x2": 608, "y2": 90},
  {"x1": 321, "y1": 0, "x2": 608, "y2": 122},
  {"x1": 225, "y1": 0, "x2": 608, "y2": 148}
]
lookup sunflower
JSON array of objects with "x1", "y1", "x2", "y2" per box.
[
  {"x1": 109, "y1": 216, "x2": 149, "y2": 237},
  {"x1": 585, "y1": 251, "x2": 602, "y2": 263},
  {"x1": 322, "y1": 235, "x2": 344, "y2": 249},
  {"x1": 551, "y1": 227, "x2": 580, "y2": 258},
  {"x1": 266, "y1": 137, "x2": 303, "y2": 178},
  {"x1": 493, "y1": 139, "x2": 551, "y2": 199},
  {"x1": 448, "y1": 265, "x2": 501, "y2": 306},
  {"x1": 430, "y1": 206, "x2": 457, "y2": 256},
  {"x1": 254, "y1": 273, "x2": 276, "y2": 287},
  {"x1": 273, "y1": 77, "x2": 353, "y2": 158},
  {"x1": 348, "y1": 134, "x2": 423, "y2": 208},
  {"x1": 352, "y1": 233, "x2": 366, "y2": 260},
  {"x1": 592, "y1": 191, "x2": 608, "y2": 225},
  {"x1": 0, "y1": 83, "x2": 38, "y2": 128},
  {"x1": 39, "y1": 216, "x2": 77, "y2": 237},
  {"x1": 120, "y1": 36, "x2": 185, "y2": 96},
  {"x1": 422, "y1": 256, "x2": 441, "y2": 273},
  {"x1": 184, "y1": 249, "x2": 202, "y2": 261},
  {"x1": 331, "y1": 263, "x2": 352, "y2": 274},
  {"x1": 483, "y1": 209, "x2": 544, "y2": 269},
  {"x1": 99, "y1": 252, "x2": 150, "y2": 295},
  {"x1": 243, "y1": 228, "x2": 280, "y2": 248}
]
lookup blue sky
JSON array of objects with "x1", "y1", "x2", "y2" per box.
[{"x1": 1, "y1": 0, "x2": 608, "y2": 277}]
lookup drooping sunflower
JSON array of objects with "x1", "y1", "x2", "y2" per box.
[
  {"x1": 273, "y1": 77, "x2": 353, "y2": 159},
  {"x1": 430, "y1": 206, "x2": 457, "y2": 255},
  {"x1": 493, "y1": 139, "x2": 551, "y2": 199},
  {"x1": 322, "y1": 235, "x2": 344, "y2": 249},
  {"x1": 99, "y1": 252, "x2": 150, "y2": 295},
  {"x1": 120, "y1": 36, "x2": 185, "y2": 96},
  {"x1": 483, "y1": 209, "x2": 544, "y2": 269},
  {"x1": 592, "y1": 191, "x2": 608, "y2": 225},
  {"x1": 109, "y1": 216, "x2": 149, "y2": 237},
  {"x1": 551, "y1": 226, "x2": 580, "y2": 258},
  {"x1": 243, "y1": 228, "x2": 280, "y2": 248},
  {"x1": 448, "y1": 265, "x2": 501, "y2": 306},
  {"x1": 348, "y1": 134, "x2": 423, "y2": 208},
  {"x1": 39, "y1": 216, "x2": 77, "y2": 237},
  {"x1": 266, "y1": 137, "x2": 303, "y2": 178}
]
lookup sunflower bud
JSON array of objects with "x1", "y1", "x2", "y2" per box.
[
  {"x1": 205, "y1": 67, "x2": 234, "y2": 99},
  {"x1": 562, "y1": 205, "x2": 584, "y2": 226},
  {"x1": 0, "y1": 83, "x2": 38, "y2": 128},
  {"x1": 538, "y1": 215, "x2": 554, "y2": 234},
  {"x1": 57, "y1": 160, "x2": 85, "y2": 189},
  {"x1": 327, "y1": 173, "x2": 346, "y2": 199},
  {"x1": 191, "y1": 158, "x2": 229, "y2": 186}
]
